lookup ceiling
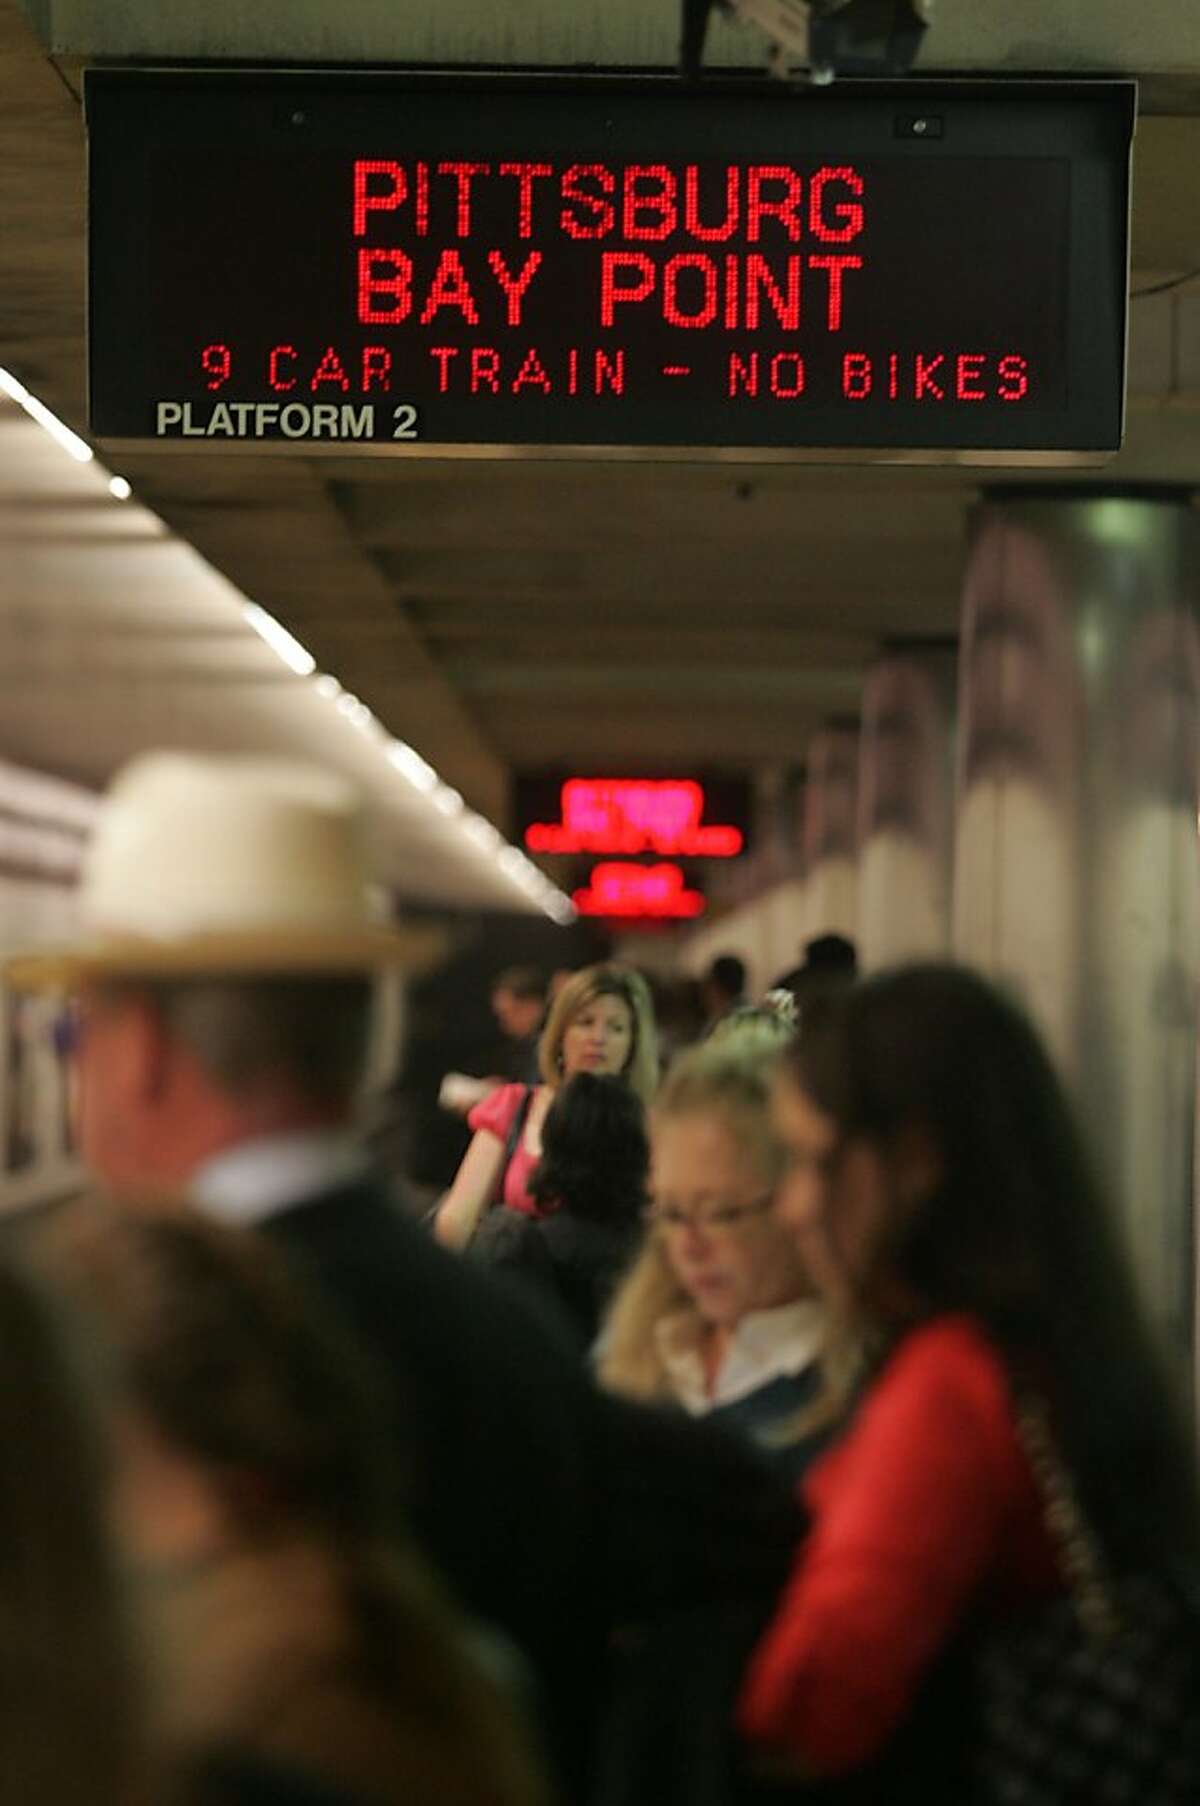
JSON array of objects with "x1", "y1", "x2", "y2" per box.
[
  {"x1": 0, "y1": 388, "x2": 567, "y2": 912},
  {"x1": 1, "y1": 0, "x2": 1199, "y2": 907}
]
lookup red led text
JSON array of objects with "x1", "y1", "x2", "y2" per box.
[
  {"x1": 526, "y1": 779, "x2": 743, "y2": 857},
  {"x1": 351, "y1": 158, "x2": 869, "y2": 341},
  {"x1": 183, "y1": 154, "x2": 1047, "y2": 424},
  {"x1": 573, "y1": 863, "x2": 707, "y2": 921},
  {"x1": 835, "y1": 350, "x2": 1031, "y2": 403},
  {"x1": 352, "y1": 159, "x2": 866, "y2": 245}
]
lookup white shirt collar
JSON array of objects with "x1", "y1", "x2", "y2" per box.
[
  {"x1": 655, "y1": 1299, "x2": 826, "y2": 1414},
  {"x1": 190, "y1": 1129, "x2": 367, "y2": 1227}
]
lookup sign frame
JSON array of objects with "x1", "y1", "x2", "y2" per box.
[{"x1": 85, "y1": 69, "x2": 1135, "y2": 467}]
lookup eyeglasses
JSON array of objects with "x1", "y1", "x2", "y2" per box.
[{"x1": 644, "y1": 1190, "x2": 776, "y2": 1236}]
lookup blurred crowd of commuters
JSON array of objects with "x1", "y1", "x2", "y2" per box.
[{"x1": 0, "y1": 751, "x2": 1197, "y2": 1804}]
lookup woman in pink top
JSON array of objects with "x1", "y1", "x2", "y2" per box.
[
  {"x1": 739, "y1": 964, "x2": 1200, "y2": 1795},
  {"x1": 434, "y1": 964, "x2": 657, "y2": 1249}
]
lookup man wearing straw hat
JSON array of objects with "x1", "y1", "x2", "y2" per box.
[{"x1": 8, "y1": 750, "x2": 800, "y2": 1792}]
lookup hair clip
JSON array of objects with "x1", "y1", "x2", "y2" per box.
[{"x1": 761, "y1": 988, "x2": 799, "y2": 1028}]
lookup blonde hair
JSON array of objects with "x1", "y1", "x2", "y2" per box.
[
  {"x1": 538, "y1": 963, "x2": 659, "y2": 1103},
  {"x1": 598, "y1": 1023, "x2": 790, "y2": 1403}
]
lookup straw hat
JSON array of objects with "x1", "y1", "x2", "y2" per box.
[{"x1": 4, "y1": 752, "x2": 443, "y2": 990}]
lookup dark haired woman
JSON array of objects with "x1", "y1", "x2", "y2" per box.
[
  {"x1": 473, "y1": 1071, "x2": 648, "y2": 1347},
  {"x1": 62, "y1": 1209, "x2": 551, "y2": 1806},
  {"x1": 737, "y1": 964, "x2": 1200, "y2": 1795}
]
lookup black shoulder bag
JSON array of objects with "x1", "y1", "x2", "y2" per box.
[{"x1": 972, "y1": 1398, "x2": 1200, "y2": 1805}]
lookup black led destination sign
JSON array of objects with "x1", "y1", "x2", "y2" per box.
[{"x1": 86, "y1": 72, "x2": 1134, "y2": 463}]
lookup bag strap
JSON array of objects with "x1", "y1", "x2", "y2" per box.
[
  {"x1": 489, "y1": 1084, "x2": 535, "y2": 1210},
  {"x1": 1015, "y1": 1397, "x2": 1120, "y2": 1640}
]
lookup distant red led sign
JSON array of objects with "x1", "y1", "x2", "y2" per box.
[
  {"x1": 573, "y1": 862, "x2": 706, "y2": 920},
  {"x1": 526, "y1": 779, "x2": 743, "y2": 857}
]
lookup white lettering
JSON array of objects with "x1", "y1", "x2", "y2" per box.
[{"x1": 151, "y1": 399, "x2": 380, "y2": 440}]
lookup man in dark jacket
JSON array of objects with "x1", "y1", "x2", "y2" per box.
[{"x1": 7, "y1": 752, "x2": 801, "y2": 1793}]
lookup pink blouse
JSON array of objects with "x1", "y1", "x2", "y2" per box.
[{"x1": 467, "y1": 1083, "x2": 540, "y2": 1215}]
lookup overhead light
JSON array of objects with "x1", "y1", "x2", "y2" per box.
[
  {"x1": 0, "y1": 365, "x2": 95, "y2": 463},
  {"x1": 386, "y1": 740, "x2": 439, "y2": 794},
  {"x1": 241, "y1": 601, "x2": 316, "y2": 676},
  {"x1": 432, "y1": 784, "x2": 465, "y2": 818},
  {"x1": 462, "y1": 814, "x2": 502, "y2": 853},
  {"x1": 0, "y1": 370, "x2": 574, "y2": 923},
  {"x1": 341, "y1": 696, "x2": 378, "y2": 735}
]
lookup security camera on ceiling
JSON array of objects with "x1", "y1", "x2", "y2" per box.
[{"x1": 681, "y1": 0, "x2": 934, "y2": 84}]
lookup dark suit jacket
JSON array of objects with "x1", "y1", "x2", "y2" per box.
[{"x1": 263, "y1": 1174, "x2": 803, "y2": 1792}]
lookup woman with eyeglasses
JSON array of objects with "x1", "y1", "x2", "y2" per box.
[{"x1": 599, "y1": 1014, "x2": 830, "y2": 1479}]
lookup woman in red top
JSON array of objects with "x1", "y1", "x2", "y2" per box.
[
  {"x1": 434, "y1": 964, "x2": 658, "y2": 1249},
  {"x1": 739, "y1": 964, "x2": 1200, "y2": 1791}
]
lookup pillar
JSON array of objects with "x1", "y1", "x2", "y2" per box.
[
  {"x1": 953, "y1": 488, "x2": 1200, "y2": 1369},
  {"x1": 802, "y1": 721, "x2": 859, "y2": 945},
  {"x1": 857, "y1": 645, "x2": 956, "y2": 971}
]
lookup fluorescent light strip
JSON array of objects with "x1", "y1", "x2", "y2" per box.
[
  {"x1": 458, "y1": 807, "x2": 572, "y2": 920},
  {"x1": 385, "y1": 743, "x2": 570, "y2": 917},
  {"x1": 0, "y1": 370, "x2": 572, "y2": 921},
  {"x1": 462, "y1": 814, "x2": 501, "y2": 853},
  {"x1": 432, "y1": 784, "x2": 464, "y2": 818},
  {"x1": 0, "y1": 365, "x2": 94, "y2": 463},
  {"x1": 242, "y1": 602, "x2": 317, "y2": 676},
  {"x1": 0, "y1": 368, "x2": 138, "y2": 502},
  {"x1": 386, "y1": 740, "x2": 438, "y2": 794}
]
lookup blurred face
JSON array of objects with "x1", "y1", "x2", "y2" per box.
[
  {"x1": 650, "y1": 1111, "x2": 808, "y2": 1327},
  {"x1": 771, "y1": 1075, "x2": 895, "y2": 1310},
  {"x1": 561, "y1": 991, "x2": 633, "y2": 1079},
  {"x1": 72, "y1": 986, "x2": 144, "y2": 1187},
  {"x1": 492, "y1": 986, "x2": 542, "y2": 1040}
]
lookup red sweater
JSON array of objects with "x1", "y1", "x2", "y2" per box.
[{"x1": 738, "y1": 1315, "x2": 1061, "y2": 1774}]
